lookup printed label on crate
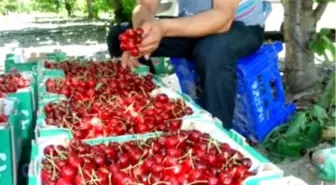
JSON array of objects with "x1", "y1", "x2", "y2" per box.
[
  {"x1": 251, "y1": 80, "x2": 266, "y2": 123},
  {"x1": 159, "y1": 73, "x2": 182, "y2": 93},
  {"x1": 3, "y1": 98, "x2": 14, "y2": 115}
]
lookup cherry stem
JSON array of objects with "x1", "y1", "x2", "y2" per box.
[
  {"x1": 204, "y1": 137, "x2": 222, "y2": 154},
  {"x1": 45, "y1": 157, "x2": 59, "y2": 180},
  {"x1": 54, "y1": 147, "x2": 67, "y2": 160},
  {"x1": 124, "y1": 101, "x2": 135, "y2": 113},
  {"x1": 152, "y1": 181, "x2": 170, "y2": 185},
  {"x1": 108, "y1": 173, "x2": 112, "y2": 185},
  {"x1": 221, "y1": 153, "x2": 238, "y2": 171},
  {"x1": 139, "y1": 87, "x2": 147, "y2": 96},
  {"x1": 89, "y1": 170, "x2": 100, "y2": 185},
  {"x1": 164, "y1": 117, "x2": 183, "y2": 123},
  {"x1": 121, "y1": 160, "x2": 144, "y2": 172},
  {"x1": 78, "y1": 165, "x2": 86, "y2": 185},
  {"x1": 62, "y1": 117, "x2": 74, "y2": 133},
  {"x1": 175, "y1": 136, "x2": 188, "y2": 149},
  {"x1": 187, "y1": 180, "x2": 209, "y2": 185},
  {"x1": 176, "y1": 149, "x2": 193, "y2": 161},
  {"x1": 188, "y1": 150, "x2": 195, "y2": 170}
]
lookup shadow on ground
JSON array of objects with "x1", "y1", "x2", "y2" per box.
[{"x1": 0, "y1": 24, "x2": 109, "y2": 48}]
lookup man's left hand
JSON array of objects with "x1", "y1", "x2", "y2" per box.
[{"x1": 139, "y1": 20, "x2": 164, "y2": 58}]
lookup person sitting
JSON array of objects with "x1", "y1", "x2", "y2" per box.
[{"x1": 107, "y1": 0, "x2": 270, "y2": 128}]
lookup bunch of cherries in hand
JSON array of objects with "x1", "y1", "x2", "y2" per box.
[{"x1": 119, "y1": 28, "x2": 144, "y2": 57}]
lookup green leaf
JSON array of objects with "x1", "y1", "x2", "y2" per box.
[
  {"x1": 277, "y1": 138, "x2": 304, "y2": 158},
  {"x1": 318, "y1": 74, "x2": 336, "y2": 109},
  {"x1": 320, "y1": 28, "x2": 332, "y2": 36},
  {"x1": 309, "y1": 39, "x2": 325, "y2": 56},
  {"x1": 315, "y1": 0, "x2": 333, "y2": 3},
  {"x1": 327, "y1": 42, "x2": 336, "y2": 60},
  {"x1": 305, "y1": 121, "x2": 323, "y2": 142},
  {"x1": 285, "y1": 112, "x2": 308, "y2": 137},
  {"x1": 311, "y1": 105, "x2": 328, "y2": 119},
  {"x1": 95, "y1": 82, "x2": 103, "y2": 91}
]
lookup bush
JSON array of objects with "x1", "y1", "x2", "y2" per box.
[{"x1": 121, "y1": 0, "x2": 136, "y2": 21}]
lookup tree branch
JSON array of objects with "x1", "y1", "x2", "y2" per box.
[{"x1": 313, "y1": 2, "x2": 328, "y2": 23}]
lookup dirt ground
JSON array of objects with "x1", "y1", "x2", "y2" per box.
[{"x1": 0, "y1": 15, "x2": 334, "y2": 185}]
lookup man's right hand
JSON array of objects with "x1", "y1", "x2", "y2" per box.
[{"x1": 121, "y1": 51, "x2": 141, "y2": 71}]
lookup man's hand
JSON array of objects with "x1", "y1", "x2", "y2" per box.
[
  {"x1": 138, "y1": 20, "x2": 164, "y2": 59},
  {"x1": 121, "y1": 51, "x2": 141, "y2": 71},
  {"x1": 120, "y1": 20, "x2": 164, "y2": 70}
]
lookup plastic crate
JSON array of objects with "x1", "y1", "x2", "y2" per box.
[
  {"x1": 170, "y1": 42, "x2": 296, "y2": 143},
  {"x1": 0, "y1": 97, "x2": 22, "y2": 185},
  {"x1": 170, "y1": 58, "x2": 200, "y2": 102},
  {"x1": 4, "y1": 54, "x2": 38, "y2": 73},
  {"x1": 28, "y1": 118, "x2": 283, "y2": 185},
  {"x1": 233, "y1": 42, "x2": 296, "y2": 142}
]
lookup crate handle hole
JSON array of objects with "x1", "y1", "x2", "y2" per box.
[
  {"x1": 270, "y1": 80, "x2": 277, "y2": 100},
  {"x1": 264, "y1": 100, "x2": 270, "y2": 119},
  {"x1": 264, "y1": 100, "x2": 269, "y2": 108}
]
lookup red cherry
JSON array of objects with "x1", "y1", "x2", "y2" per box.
[
  {"x1": 135, "y1": 28, "x2": 144, "y2": 35},
  {"x1": 60, "y1": 166, "x2": 76, "y2": 181},
  {"x1": 130, "y1": 48, "x2": 139, "y2": 56},
  {"x1": 120, "y1": 43, "x2": 128, "y2": 51},
  {"x1": 56, "y1": 178, "x2": 71, "y2": 185},
  {"x1": 119, "y1": 33, "x2": 128, "y2": 42},
  {"x1": 125, "y1": 29, "x2": 136, "y2": 37}
]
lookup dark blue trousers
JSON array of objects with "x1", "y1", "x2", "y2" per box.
[{"x1": 107, "y1": 21, "x2": 264, "y2": 129}]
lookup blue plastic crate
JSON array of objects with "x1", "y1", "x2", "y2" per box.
[
  {"x1": 170, "y1": 42, "x2": 296, "y2": 143},
  {"x1": 170, "y1": 58, "x2": 200, "y2": 102}
]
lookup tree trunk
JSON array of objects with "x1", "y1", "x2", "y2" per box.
[
  {"x1": 87, "y1": 0, "x2": 94, "y2": 19},
  {"x1": 111, "y1": 0, "x2": 126, "y2": 24},
  {"x1": 283, "y1": 0, "x2": 327, "y2": 93},
  {"x1": 65, "y1": 1, "x2": 72, "y2": 17}
]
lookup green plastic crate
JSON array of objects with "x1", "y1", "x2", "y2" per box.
[
  {"x1": 35, "y1": 86, "x2": 206, "y2": 139},
  {"x1": 6, "y1": 72, "x2": 36, "y2": 147},
  {"x1": 8, "y1": 88, "x2": 35, "y2": 148},
  {"x1": 5, "y1": 51, "x2": 67, "y2": 74},
  {"x1": 0, "y1": 97, "x2": 22, "y2": 185},
  {"x1": 152, "y1": 57, "x2": 175, "y2": 75},
  {"x1": 45, "y1": 52, "x2": 67, "y2": 62},
  {"x1": 37, "y1": 77, "x2": 65, "y2": 102},
  {"x1": 37, "y1": 69, "x2": 65, "y2": 84},
  {"x1": 3, "y1": 55, "x2": 38, "y2": 110},
  {"x1": 28, "y1": 118, "x2": 283, "y2": 185},
  {"x1": 4, "y1": 54, "x2": 38, "y2": 73}
]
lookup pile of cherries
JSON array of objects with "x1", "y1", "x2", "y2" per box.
[
  {"x1": 41, "y1": 59, "x2": 255, "y2": 185},
  {"x1": 44, "y1": 61, "x2": 156, "y2": 99},
  {"x1": 44, "y1": 93, "x2": 193, "y2": 139},
  {"x1": 45, "y1": 74, "x2": 155, "y2": 100},
  {"x1": 41, "y1": 130, "x2": 254, "y2": 185},
  {"x1": 44, "y1": 60, "x2": 124, "y2": 79},
  {"x1": 119, "y1": 28, "x2": 144, "y2": 56},
  {"x1": 0, "y1": 72, "x2": 30, "y2": 97}
]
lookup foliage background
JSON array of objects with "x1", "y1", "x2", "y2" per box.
[{"x1": 0, "y1": 0, "x2": 128, "y2": 17}]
